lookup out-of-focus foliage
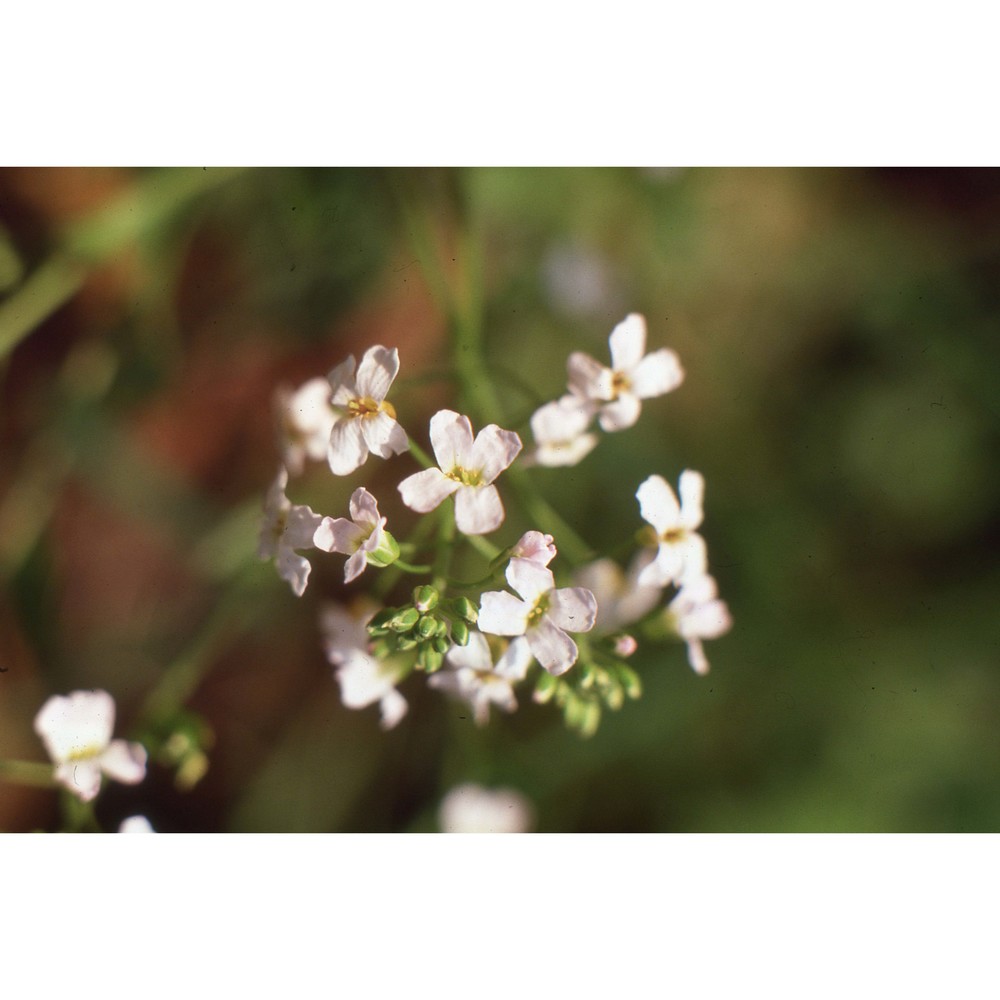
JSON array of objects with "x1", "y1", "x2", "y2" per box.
[{"x1": 1, "y1": 167, "x2": 998, "y2": 831}]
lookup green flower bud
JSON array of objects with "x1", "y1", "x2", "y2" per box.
[
  {"x1": 413, "y1": 585, "x2": 439, "y2": 612},
  {"x1": 419, "y1": 646, "x2": 444, "y2": 673},
  {"x1": 366, "y1": 529, "x2": 401, "y2": 568},
  {"x1": 605, "y1": 683, "x2": 624, "y2": 711},
  {"x1": 432, "y1": 635, "x2": 451, "y2": 655},
  {"x1": 367, "y1": 608, "x2": 397, "y2": 633},
  {"x1": 450, "y1": 619, "x2": 470, "y2": 646},
  {"x1": 416, "y1": 615, "x2": 439, "y2": 640},
  {"x1": 617, "y1": 664, "x2": 643, "y2": 699},
  {"x1": 389, "y1": 607, "x2": 420, "y2": 632},
  {"x1": 534, "y1": 671, "x2": 558, "y2": 704},
  {"x1": 396, "y1": 635, "x2": 419, "y2": 651},
  {"x1": 451, "y1": 596, "x2": 479, "y2": 624}
]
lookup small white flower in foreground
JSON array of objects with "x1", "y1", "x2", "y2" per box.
[
  {"x1": 313, "y1": 487, "x2": 395, "y2": 584},
  {"x1": 665, "y1": 574, "x2": 732, "y2": 675},
  {"x1": 429, "y1": 634, "x2": 532, "y2": 726},
  {"x1": 275, "y1": 377, "x2": 337, "y2": 476},
  {"x1": 567, "y1": 313, "x2": 683, "y2": 431},
  {"x1": 479, "y1": 559, "x2": 597, "y2": 676},
  {"x1": 327, "y1": 345, "x2": 408, "y2": 476},
  {"x1": 257, "y1": 467, "x2": 324, "y2": 597},
  {"x1": 528, "y1": 395, "x2": 598, "y2": 468},
  {"x1": 321, "y1": 604, "x2": 408, "y2": 729},
  {"x1": 119, "y1": 815, "x2": 155, "y2": 833},
  {"x1": 439, "y1": 782, "x2": 535, "y2": 833},
  {"x1": 574, "y1": 551, "x2": 664, "y2": 632},
  {"x1": 635, "y1": 470, "x2": 709, "y2": 587},
  {"x1": 398, "y1": 409, "x2": 522, "y2": 535},
  {"x1": 33, "y1": 690, "x2": 147, "y2": 803},
  {"x1": 510, "y1": 530, "x2": 557, "y2": 568}
]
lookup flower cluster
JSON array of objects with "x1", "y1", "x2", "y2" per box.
[{"x1": 259, "y1": 321, "x2": 731, "y2": 737}]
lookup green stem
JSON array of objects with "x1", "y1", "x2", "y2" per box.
[
  {"x1": 0, "y1": 759, "x2": 56, "y2": 788},
  {"x1": 393, "y1": 558, "x2": 432, "y2": 574},
  {"x1": 431, "y1": 502, "x2": 456, "y2": 594},
  {"x1": 0, "y1": 255, "x2": 86, "y2": 359}
]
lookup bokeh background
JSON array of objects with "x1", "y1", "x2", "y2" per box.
[{"x1": 1, "y1": 167, "x2": 998, "y2": 832}]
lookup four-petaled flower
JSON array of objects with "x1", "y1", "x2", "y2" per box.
[
  {"x1": 398, "y1": 409, "x2": 522, "y2": 535},
  {"x1": 665, "y1": 574, "x2": 732, "y2": 675},
  {"x1": 314, "y1": 487, "x2": 395, "y2": 584},
  {"x1": 478, "y1": 558, "x2": 597, "y2": 675},
  {"x1": 320, "y1": 603, "x2": 409, "y2": 729},
  {"x1": 567, "y1": 313, "x2": 683, "y2": 431},
  {"x1": 257, "y1": 467, "x2": 324, "y2": 597},
  {"x1": 33, "y1": 690, "x2": 147, "y2": 803},
  {"x1": 528, "y1": 395, "x2": 599, "y2": 467},
  {"x1": 635, "y1": 470, "x2": 708, "y2": 587},
  {"x1": 327, "y1": 345, "x2": 408, "y2": 476},
  {"x1": 429, "y1": 633, "x2": 532, "y2": 726},
  {"x1": 574, "y1": 551, "x2": 664, "y2": 632},
  {"x1": 275, "y1": 377, "x2": 338, "y2": 476}
]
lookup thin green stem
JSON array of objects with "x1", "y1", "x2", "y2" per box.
[
  {"x1": 431, "y1": 502, "x2": 456, "y2": 594},
  {"x1": 0, "y1": 759, "x2": 55, "y2": 789},
  {"x1": 394, "y1": 558, "x2": 432, "y2": 574}
]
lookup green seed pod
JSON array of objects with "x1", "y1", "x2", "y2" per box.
[
  {"x1": 413, "y1": 585, "x2": 439, "y2": 613},
  {"x1": 450, "y1": 619, "x2": 470, "y2": 646}
]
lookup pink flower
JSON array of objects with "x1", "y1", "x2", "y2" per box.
[
  {"x1": 635, "y1": 470, "x2": 709, "y2": 587},
  {"x1": 666, "y1": 574, "x2": 732, "y2": 675},
  {"x1": 313, "y1": 487, "x2": 395, "y2": 583},
  {"x1": 528, "y1": 395, "x2": 599, "y2": 467},
  {"x1": 398, "y1": 409, "x2": 522, "y2": 535},
  {"x1": 34, "y1": 690, "x2": 147, "y2": 802},
  {"x1": 327, "y1": 345, "x2": 408, "y2": 475},
  {"x1": 478, "y1": 559, "x2": 597, "y2": 676},
  {"x1": 257, "y1": 467, "x2": 324, "y2": 597},
  {"x1": 275, "y1": 377, "x2": 337, "y2": 476},
  {"x1": 568, "y1": 313, "x2": 683, "y2": 431}
]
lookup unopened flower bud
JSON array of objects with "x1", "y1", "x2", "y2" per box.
[
  {"x1": 419, "y1": 646, "x2": 444, "y2": 673},
  {"x1": 389, "y1": 607, "x2": 420, "y2": 631},
  {"x1": 417, "y1": 615, "x2": 439, "y2": 640},
  {"x1": 450, "y1": 619, "x2": 470, "y2": 646},
  {"x1": 614, "y1": 634, "x2": 638, "y2": 658},
  {"x1": 617, "y1": 664, "x2": 642, "y2": 699},
  {"x1": 413, "y1": 585, "x2": 439, "y2": 612},
  {"x1": 451, "y1": 597, "x2": 479, "y2": 624},
  {"x1": 533, "y1": 671, "x2": 558, "y2": 704}
]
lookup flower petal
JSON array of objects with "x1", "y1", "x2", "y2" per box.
[
  {"x1": 360, "y1": 410, "x2": 408, "y2": 459},
  {"x1": 34, "y1": 690, "x2": 115, "y2": 763},
  {"x1": 636, "y1": 474, "x2": 681, "y2": 535},
  {"x1": 685, "y1": 637, "x2": 710, "y2": 675},
  {"x1": 630, "y1": 348, "x2": 684, "y2": 399},
  {"x1": 527, "y1": 618, "x2": 579, "y2": 675},
  {"x1": 470, "y1": 425, "x2": 522, "y2": 483},
  {"x1": 284, "y1": 504, "x2": 324, "y2": 550},
  {"x1": 455, "y1": 484, "x2": 505, "y2": 535},
  {"x1": 546, "y1": 586, "x2": 598, "y2": 634},
  {"x1": 328, "y1": 418, "x2": 369, "y2": 476},
  {"x1": 567, "y1": 352, "x2": 614, "y2": 401},
  {"x1": 445, "y1": 631, "x2": 492, "y2": 672},
  {"x1": 398, "y1": 468, "x2": 459, "y2": 513},
  {"x1": 343, "y1": 548, "x2": 369, "y2": 583},
  {"x1": 597, "y1": 393, "x2": 642, "y2": 431},
  {"x1": 349, "y1": 487, "x2": 382, "y2": 529},
  {"x1": 355, "y1": 345, "x2": 399, "y2": 402},
  {"x1": 54, "y1": 760, "x2": 103, "y2": 802},
  {"x1": 314, "y1": 516, "x2": 364, "y2": 555},
  {"x1": 276, "y1": 547, "x2": 312, "y2": 596},
  {"x1": 429, "y1": 409, "x2": 474, "y2": 471},
  {"x1": 505, "y1": 559, "x2": 555, "y2": 604},
  {"x1": 100, "y1": 740, "x2": 148, "y2": 785},
  {"x1": 678, "y1": 469, "x2": 705, "y2": 530},
  {"x1": 379, "y1": 689, "x2": 408, "y2": 730},
  {"x1": 326, "y1": 355, "x2": 357, "y2": 405},
  {"x1": 478, "y1": 591, "x2": 531, "y2": 636},
  {"x1": 512, "y1": 531, "x2": 557, "y2": 567},
  {"x1": 495, "y1": 636, "x2": 532, "y2": 681},
  {"x1": 608, "y1": 313, "x2": 647, "y2": 370}
]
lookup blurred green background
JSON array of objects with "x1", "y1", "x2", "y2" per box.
[{"x1": 1, "y1": 167, "x2": 998, "y2": 832}]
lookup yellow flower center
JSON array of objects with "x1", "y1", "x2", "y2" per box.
[
  {"x1": 66, "y1": 744, "x2": 102, "y2": 762},
  {"x1": 610, "y1": 371, "x2": 632, "y2": 398},
  {"x1": 447, "y1": 466, "x2": 483, "y2": 487},
  {"x1": 526, "y1": 595, "x2": 550, "y2": 626},
  {"x1": 347, "y1": 397, "x2": 396, "y2": 420}
]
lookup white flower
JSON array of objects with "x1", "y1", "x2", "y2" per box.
[
  {"x1": 438, "y1": 783, "x2": 535, "y2": 833},
  {"x1": 313, "y1": 487, "x2": 390, "y2": 584},
  {"x1": 397, "y1": 409, "x2": 522, "y2": 535},
  {"x1": 257, "y1": 467, "x2": 324, "y2": 597},
  {"x1": 666, "y1": 574, "x2": 732, "y2": 675},
  {"x1": 574, "y1": 551, "x2": 663, "y2": 632},
  {"x1": 510, "y1": 530, "x2": 557, "y2": 567},
  {"x1": 478, "y1": 559, "x2": 597, "y2": 676},
  {"x1": 119, "y1": 815, "x2": 155, "y2": 833},
  {"x1": 635, "y1": 470, "x2": 709, "y2": 587},
  {"x1": 275, "y1": 377, "x2": 337, "y2": 476},
  {"x1": 320, "y1": 604, "x2": 408, "y2": 729},
  {"x1": 528, "y1": 396, "x2": 599, "y2": 467},
  {"x1": 567, "y1": 313, "x2": 683, "y2": 431},
  {"x1": 429, "y1": 633, "x2": 532, "y2": 726},
  {"x1": 327, "y1": 345, "x2": 408, "y2": 476},
  {"x1": 33, "y1": 690, "x2": 147, "y2": 803}
]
